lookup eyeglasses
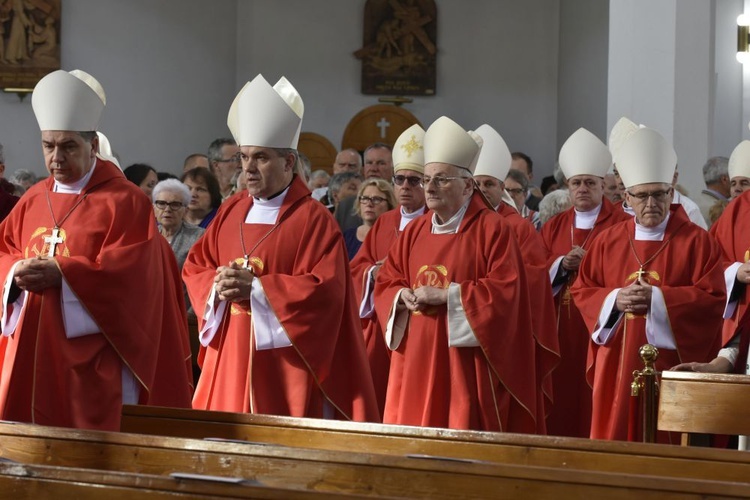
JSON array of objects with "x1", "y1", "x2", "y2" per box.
[
  {"x1": 215, "y1": 155, "x2": 240, "y2": 164},
  {"x1": 154, "y1": 200, "x2": 185, "y2": 210},
  {"x1": 359, "y1": 195, "x2": 387, "y2": 205},
  {"x1": 626, "y1": 188, "x2": 672, "y2": 203},
  {"x1": 421, "y1": 175, "x2": 466, "y2": 188},
  {"x1": 505, "y1": 188, "x2": 525, "y2": 196},
  {"x1": 393, "y1": 175, "x2": 422, "y2": 187}
]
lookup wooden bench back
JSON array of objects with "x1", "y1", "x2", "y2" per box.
[{"x1": 658, "y1": 371, "x2": 750, "y2": 445}]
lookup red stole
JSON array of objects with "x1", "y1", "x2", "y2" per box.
[
  {"x1": 185, "y1": 175, "x2": 379, "y2": 422},
  {"x1": 571, "y1": 206, "x2": 725, "y2": 441},
  {"x1": 374, "y1": 192, "x2": 539, "y2": 432}
]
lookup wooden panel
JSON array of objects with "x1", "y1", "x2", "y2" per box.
[
  {"x1": 341, "y1": 104, "x2": 421, "y2": 152},
  {"x1": 297, "y1": 132, "x2": 337, "y2": 175},
  {"x1": 659, "y1": 371, "x2": 750, "y2": 436},
  {"x1": 5, "y1": 422, "x2": 750, "y2": 499},
  {"x1": 120, "y1": 405, "x2": 750, "y2": 484}
]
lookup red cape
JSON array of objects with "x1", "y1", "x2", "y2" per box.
[
  {"x1": 571, "y1": 206, "x2": 725, "y2": 441},
  {"x1": 0, "y1": 159, "x2": 193, "y2": 430},
  {"x1": 374, "y1": 191, "x2": 540, "y2": 432},
  {"x1": 540, "y1": 199, "x2": 629, "y2": 437},
  {"x1": 184, "y1": 175, "x2": 379, "y2": 422},
  {"x1": 498, "y1": 202, "x2": 560, "y2": 429},
  {"x1": 349, "y1": 208, "x2": 402, "y2": 418}
]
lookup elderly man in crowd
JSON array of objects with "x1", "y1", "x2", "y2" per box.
[
  {"x1": 208, "y1": 137, "x2": 241, "y2": 200},
  {"x1": 183, "y1": 74, "x2": 378, "y2": 421},
  {"x1": 350, "y1": 124, "x2": 426, "y2": 415},
  {"x1": 374, "y1": 116, "x2": 540, "y2": 432},
  {"x1": 571, "y1": 127, "x2": 725, "y2": 442},
  {"x1": 696, "y1": 156, "x2": 730, "y2": 225},
  {"x1": 0, "y1": 69, "x2": 192, "y2": 430},
  {"x1": 541, "y1": 127, "x2": 629, "y2": 438}
]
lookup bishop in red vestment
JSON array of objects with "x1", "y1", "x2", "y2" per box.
[
  {"x1": 571, "y1": 127, "x2": 725, "y2": 441},
  {"x1": 374, "y1": 117, "x2": 539, "y2": 432},
  {"x1": 350, "y1": 124, "x2": 426, "y2": 417},
  {"x1": 0, "y1": 70, "x2": 192, "y2": 430},
  {"x1": 541, "y1": 128, "x2": 629, "y2": 437},
  {"x1": 184, "y1": 74, "x2": 378, "y2": 421}
]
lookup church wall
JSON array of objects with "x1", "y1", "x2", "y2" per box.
[
  {"x1": 0, "y1": 0, "x2": 239, "y2": 177},
  {"x1": 236, "y1": 0, "x2": 563, "y2": 179}
]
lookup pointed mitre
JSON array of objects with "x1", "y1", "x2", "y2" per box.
[
  {"x1": 423, "y1": 116, "x2": 483, "y2": 173},
  {"x1": 392, "y1": 124, "x2": 425, "y2": 174},
  {"x1": 472, "y1": 124, "x2": 512, "y2": 182},
  {"x1": 558, "y1": 127, "x2": 612, "y2": 179},
  {"x1": 32, "y1": 69, "x2": 106, "y2": 131},
  {"x1": 608, "y1": 116, "x2": 639, "y2": 163},
  {"x1": 96, "y1": 131, "x2": 120, "y2": 169},
  {"x1": 729, "y1": 140, "x2": 750, "y2": 179},
  {"x1": 616, "y1": 127, "x2": 676, "y2": 188},
  {"x1": 227, "y1": 74, "x2": 304, "y2": 149}
]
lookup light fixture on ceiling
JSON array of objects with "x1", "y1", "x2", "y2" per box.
[{"x1": 738, "y1": 14, "x2": 750, "y2": 64}]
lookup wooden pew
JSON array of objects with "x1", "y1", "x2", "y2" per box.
[
  {"x1": 659, "y1": 371, "x2": 750, "y2": 446},
  {"x1": 0, "y1": 460, "x2": 361, "y2": 499},
  {"x1": 122, "y1": 404, "x2": 750, "y2": 483},
  {"x1": 3, "y1": 421, "x2": 750, "y2": 499}
]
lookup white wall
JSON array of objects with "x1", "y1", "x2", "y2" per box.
[
  {"x1": 557, "y1": 0, "x2": 609, "y2": 149},
  {"x1": 236, "y1": 0, "x2": 562, "y2": 178},
  {"x1": 0, "y1": 0, "x2": 238, "y2": 176},
  {"x1": 713, "y1": 0, "x2": 744, "y2": 157}
]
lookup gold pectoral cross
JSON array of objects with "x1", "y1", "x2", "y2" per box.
[
  {"x1": 635, "y1": 267, "x2": 647, "y2": 283},
  {"x1": 43, "y1": 227, "x2": 64, "y2": 257}
]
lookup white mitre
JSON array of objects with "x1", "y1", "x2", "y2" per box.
[
  {"x1": 729, "y1": 140, "x2": 750, "y2": 179},
  {"x1": 227, "y1": 74, "x2": 304, "y2": 148},
  {"x1": 608, "y1": 116, "x2": 639, "y2": 164},
  {"x1": 616, "y1": 127, "x2": 676, "y2": 188},
  {"x1": 472, "y1": 124, "x2": 512, "y2": 182},
  {"x1": 32, "y1": 69, "x2": 106, "y2": 131},
  {"x1": 423, "y1": 116, "x2": 483, "y2": 173},
  {"x1": 393, "y1": 124, "x2": 425, "y2": 174},
  {"x1": 558, "y1": 127, "x2": 612, "y2": 179},
  {"x1": 96, "y1": 131, "x2": 120, "y2": 169}
]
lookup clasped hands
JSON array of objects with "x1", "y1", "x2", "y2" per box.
[
  {"x1": 398, "y1": 286, "x2": 448, "y2": 312},
  {"x1": 13, "y1": 257, "x2": 62, "y2": 293},
  {"x1": 214, "y1": 261, "x2": 254, "y2": 303},
  {"x1": 615, "y1": 278, "x2": 652, "y2": 314},
  {"x1": 562, "y1": 245, "x2": 585, "y2": 272}
]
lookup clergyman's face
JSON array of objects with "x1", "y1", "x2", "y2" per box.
[
  {"x1": 42, "y1": 130, "x2": 97, "y2": 184},
  {"x1": 730, "y1": 176, "x2": 750, "y2": 199},
  {"x1": 625, "y1": 182, "x2": 673, "y2": 228},
  {"x1": 240, "y1": 146, "x2": 294, "y2": 199},
  {"x1": 474, "y1": 175, "x2": 504, "y2": 209},
  {"x1": 566, "y1": 175, "x2": 604, "y2": 212}
]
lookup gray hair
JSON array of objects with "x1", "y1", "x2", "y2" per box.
[
  {"x1": 539, "y1": 189, "x2": 572, "y2": 226},
  {"x1": 10, "y1": 169, "x2": 37, "y2": 185},
  {"x1": 553, "y1": 162, "x2": 566, "y2": 186},
  {"x1": 310, "y1": 169, "x2": 330, "y2": 182},
  {"x1": 152, "y1": 178, "x2": 191, "y2": 206},
  {"x1": 505, "y1": 168, "x2": 529, "y2": 190},
  {"x1": 207, "y1": 138, "x2": 237, "y2": 164},
  {"x1": 328, "y1": 171, "x2": 364, "y2": 196},
  {"x1": 702, "y1": 156, "x2": 729, "y2": 184}
]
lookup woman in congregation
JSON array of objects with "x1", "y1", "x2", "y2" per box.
[
  {"x1": 181, "y1": 167, "x2": 222, "y2": 229},
  {"x1": 344, "y1": 178, "x2": 396, "y2": 260},
  {"x1": 124, "y1": 163, "x2": 159, "y2": 199}
]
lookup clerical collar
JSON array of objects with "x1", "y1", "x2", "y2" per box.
[
  {"x1": 634, "y1": 213, "x2": 670, "y2": 241},
  {"x1": 246, "y1": 185, "x2": 290, "y2": 224},
  {"x1": 574, "y1": 203, "x2": 602, "y2": 229},
  {"x1": 432, "y1": 198, "x2": 470, "y2": 234},
  {"x1": 399, "y1": 205, "x2": 425, "y2": 231},
  {"x1": 53, "y1": 158, "x2": 97, "y2": 194}
]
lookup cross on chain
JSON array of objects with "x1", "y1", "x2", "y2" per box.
[
  {"x1": 635, "y1": 267, "x2": 647, "y2": 283},
  {"x1": 44, "y1": 227, "x2": 64, "y2": 258}
]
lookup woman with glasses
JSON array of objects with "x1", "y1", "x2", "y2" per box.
[
  {"x1": 344, "y1": 179, "x2": 396, "y2": 260},
  {"x1": 153, "y1": 178, "x2": 206, "y2": 381}
]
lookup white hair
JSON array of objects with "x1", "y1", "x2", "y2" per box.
[
  {"x1": 152, "y1": 178, "x2": 190, "y2": 206},
  {"x1": 539, "y1": 189, "x2": 572, "y2": 226}
]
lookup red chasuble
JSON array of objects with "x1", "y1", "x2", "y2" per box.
[
  {"x1": 184, "y1": 175, "x2": 379, "y2": 422},
  {"x1": 497, "y1": 202, "x2": 560, "y2": 429},
  {"x1": 349, "y1": 208, "x2": 402, "y2": 418},
  {"x1": 571, "y1": 206, "x2": 725, "y2": 441},
  {"x1": 374, "y1": 191, "x2": 540, "y2": 432},
  {"x1": 0, "y1": 159, "x2": 193, "y2": 431},
  {"x1": 540, "y1": 198, "x2": 629, "y2": 437},
  {"x1": 710, "y1": 190, "x2": 750, "y2": 371}
]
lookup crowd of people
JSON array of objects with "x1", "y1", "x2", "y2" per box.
[{"x1": 0, "y1": 68, "x2": 749, "y2": 446}]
